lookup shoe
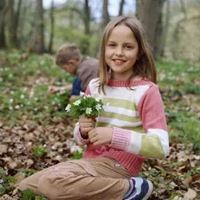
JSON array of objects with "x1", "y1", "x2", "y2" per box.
[{"x1": 123, "y1": 177, "x2": 153, "y2": 200}]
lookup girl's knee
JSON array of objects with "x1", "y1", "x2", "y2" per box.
[
  {"x1": 17, "y1": 174, "x2": 37, "y2": 191},
  {"x1": 38, "y1": 175, "x2": 63, "y2": 200},
  {"x1": 38, "y1": 174, "x2": 79, "y2": 200},
  {"x1": 17, "y1": 174, "x2": 61, "y2": 199},
  {"x1": 16, "y1": 179, "x2": 29, "y2": 192}
]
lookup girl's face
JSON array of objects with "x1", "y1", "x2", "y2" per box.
[{"x1": 105, "y1": 24, "x2": 139, "y2": 81}]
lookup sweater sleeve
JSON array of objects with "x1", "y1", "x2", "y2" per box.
[
  {"x1": 73, "y1": 122, "x2": 90, "y2": 145},
  {"x1": 111, "y1": 85, "x2": 169, "y2": 159}
]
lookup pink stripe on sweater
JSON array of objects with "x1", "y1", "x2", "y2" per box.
[
  {"x1": 111, "y1": 127, "x2": 130, "y2": 151},
  {"x1": 138, "y1": 84, "x2": 167, "y2": 131}
]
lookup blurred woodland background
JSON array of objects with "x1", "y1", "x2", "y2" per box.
[
  {"x1": 0, "y1": 0, "x2": 200, "y2": 199},
  {"x1": 0, "y1": 0, "x2": 200, "y2": 62}
]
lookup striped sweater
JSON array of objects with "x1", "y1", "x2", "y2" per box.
[{"x1": 74, "y1": 78, "x2": 169, "y2": 176}]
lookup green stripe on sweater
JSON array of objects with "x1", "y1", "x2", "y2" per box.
[
  {"x1": 100, "y1": 112, "x2": 140, "y2": 123},
  {"x1": 103, "y1": 98, "x2": 136, "y2": 111},
  {"x1": 140, "y1": 135, "x2": 164, "y2": 158}
]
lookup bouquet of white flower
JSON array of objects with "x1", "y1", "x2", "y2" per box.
[{"x1": 65, "y1": 95, "x2": 104, "y2": 118}]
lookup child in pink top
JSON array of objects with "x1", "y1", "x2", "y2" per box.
[{"x1": 17, "y1": 16, "x2": 169, "y2": 200}]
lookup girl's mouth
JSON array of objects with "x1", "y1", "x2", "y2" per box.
[{"x1": 113, "y1": 59, "x2": 126, "y2": 65}]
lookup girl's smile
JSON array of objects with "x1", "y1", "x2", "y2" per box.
[
  {"x1": 112, "y1": 58, "x2": 126, "y2": 65},
  {"x1": 105, "y1": 24, "x2": 139, "y2": 81}
]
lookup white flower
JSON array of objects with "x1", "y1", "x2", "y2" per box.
[
  {"x1": 15, "y1": 105, "x2": 20, "y2": 109},
  {"x1": 44, "y1": 106, "x2": 49, "y2": 110},
  {"x1": 86, "y1": 108, "x2": 92, "y2": 115},
  {"x1": 83, "y1": 94, "x2": 91, "y2": 99},
  {"x1": 65, "y1": 95, "x2": 104, "y2": 118},
  {"x1": 96, "y1": 104, "x2": 102, "y2": 111},
  {"x1": 20, "y1": 94, "x2": 25, "y2": 99},
  {"x1": 80, "y1": 92, "x2": 85, "y2": 96},
  {"x1": 95, "y1": 97, "x2": 101, "y2": 102},
  {"x1": 70, "y1": 145, "x2": 83, "y2": 154},
  {"x1": 9, "y1": 106, "x2": 13, "y2": 110},
  {"x1": 73, "y1": 99, "x2": 81, "y2": 106},
  {"x1": 65, "y1": 104, "x2": 71, "y2": 112}
]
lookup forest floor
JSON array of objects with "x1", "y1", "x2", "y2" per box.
[{"x1": 0, "y1": 51, "x2": 199, "y2": 200}]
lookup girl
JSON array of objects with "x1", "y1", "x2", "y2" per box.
[{"x1": 17, "y1": 16, "x2": 169, "y2": 200}]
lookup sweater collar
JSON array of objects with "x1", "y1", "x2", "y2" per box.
[{"x1": 107, "y1": 79, "x2": 149, "y2": 87}]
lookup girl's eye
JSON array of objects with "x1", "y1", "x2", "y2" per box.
[
  {"x1": 107, "y1": 43, "x2": 116, "y2": 47},
  {"x1": 124, "y1": 45, "x2": 133, "y2": 49}
]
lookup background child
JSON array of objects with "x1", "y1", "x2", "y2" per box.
[
  {"x1": 17, "y1": 16, "x2": 169, "y2": 200},
  {"x1": 49, "y1": 43, "x2": 99, "y2": 97}
]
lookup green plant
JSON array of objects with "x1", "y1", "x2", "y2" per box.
[
  {"x1": 65, "y1": 95, "x2": 104, "y2": 118},
  {"x1": 21, "y1": 169, "x2": 36, "y2": 177},
  {"x1": 156, "y1": 60, "x2": 200, "y2": 152},
  {"x1": 0, "y1": 168, "x2": 16, "y2": 195},
  {"x1": 32, "y1": 145, "x2": 47, "y2": 158},
  {"x1": 20, "y1": 189, "x2": 35, "y2": 200},
  {"x1": 69, "y1": 145, "x2": 84, "y2": 160},
  {"x1": 0, "y1": 50, "x2": 71, "y2": 125},
  {"x1": 20, "y1": 189, "x2": 47, "y2": 200}
]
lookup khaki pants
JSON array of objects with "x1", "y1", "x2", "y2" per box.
[{"x1": 17, "y1": 157, "x2": 131, "y2": 200}]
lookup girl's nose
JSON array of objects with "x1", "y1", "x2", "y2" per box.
[{"x1": 115, "y1": 46, "x2": 123, "y2": 56}]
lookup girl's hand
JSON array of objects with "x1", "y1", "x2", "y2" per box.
[
  {"x1": 88, "y1": 127, "x2": 112, "y2": 146},
  {"x1": 79, "y1": 116, "x2": 96, "y2": 139}
]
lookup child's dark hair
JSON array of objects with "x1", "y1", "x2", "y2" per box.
[
  {"x1": 99, "y1": 16, "x2": 157, "y2": 88},
  {"x1": 55, "y1": 43, "x2": 81, "y2": 66}
]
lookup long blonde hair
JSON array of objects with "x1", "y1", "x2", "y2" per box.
[{"x1": 98, "y1": 16, "x2": 157, "y2": 89}]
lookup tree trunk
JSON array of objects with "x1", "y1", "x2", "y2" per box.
[
  {"x1": 137, "y1": 0, "x2": 165, "y2": 59},
  {"x1": 118, "y1": 0, "x2": 125, "y2": 16},
  {"x1": 135, "y1": 0, "x2": 140, "y2": 18},
  {"x1": 102, "y1": 0, "x2": 110, "y2": 28},
  {"x1": 179, "y1": 0, "x2": 187, "y2": 19},
  {"x1": 29, "y1": 0, "x2": 45, "y2": 54},
  {"x1": 83, "y1": 0, "x2": 90, "y2": 35},
  {"x1": 0, "y1": 0, "x2": 6, "y2": 48},
  {"x1": 15, "y1": 0, "x2": 23, "y2": 47},
  {"x1": 48, "y1": 0, "x2": 54, "y2": 53},
  {"x1": 171, "y1": 0, "x2": 193, "y2": 60},
  {"x1": 160, "y1": 0, "x2": 170, "y2": 57},
  {"x1": 6, "y1": 0, "x2": 22, "y2": 48},
  {"x1": 7, "y1": 0, "x2": 16, "y2": 47}
]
